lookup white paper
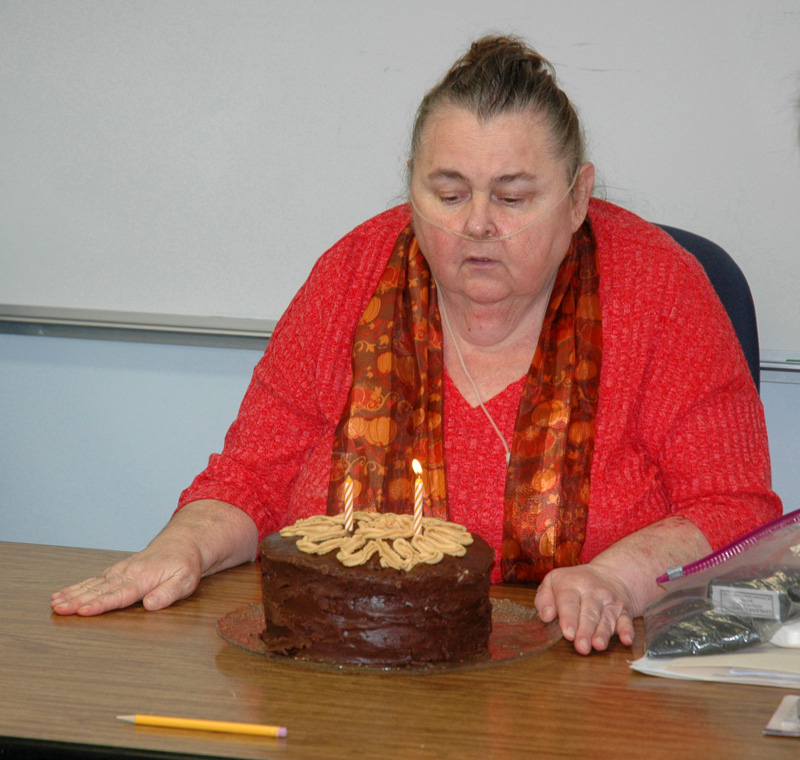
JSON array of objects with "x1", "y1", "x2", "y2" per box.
[
  {"x1": 631, "y1": 643, "x2": 800, "y2": 688},
  {"x1": 764, "y1": 694, "x2": 800, "y2": 737}
]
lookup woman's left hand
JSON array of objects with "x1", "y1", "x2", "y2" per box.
[
  {"x1": 534, "y1": 564, "x2": 636, "y2": 655},
  {"x1": 534, "y1": 516, "x2": 713, "y2": 654}
]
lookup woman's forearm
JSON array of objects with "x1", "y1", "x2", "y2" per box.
[
  {"x1": 587, "y1": 514, "x2": 712, "y2": 616},
  {"x1": 166, "y1": 499, "x2": 260, "y2": 576},
  {"x1": 535, "y1": 515, "x2": 713, "y2": 654}
]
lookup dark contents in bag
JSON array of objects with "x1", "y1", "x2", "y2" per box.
[{"x1": 647, "y1": 570, "x2": 800, "y2": 657}]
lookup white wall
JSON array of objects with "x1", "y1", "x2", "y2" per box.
[
  {"x1": 1, "y1": 0, "x2": 799, "y2": 355},
  {"x1": 0, "y1": 333, "x2": 255, "y2": 550},
  {"x1": 761, "y1": 380, "x2": 800, "y2": 512}
]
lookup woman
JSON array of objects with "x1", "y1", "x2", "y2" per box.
[{"x1": 52, "y1": 35, "x2": 781, "y2": 655}]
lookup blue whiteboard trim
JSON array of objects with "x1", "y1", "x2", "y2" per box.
[{"x1": 0, "y1": 305, "x2": 274, "y2": 351}]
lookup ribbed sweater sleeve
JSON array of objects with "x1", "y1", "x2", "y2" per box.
[
  {"x1": 584, "y1": 201, "x2": 780, "y2": 557},
  {"x1": 177, "y1": 206, "x2": 411, "y2": 537}
]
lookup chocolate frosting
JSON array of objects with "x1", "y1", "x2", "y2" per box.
[{"x1": 259, "y1": 530, "x2": 494, "y2": 667}]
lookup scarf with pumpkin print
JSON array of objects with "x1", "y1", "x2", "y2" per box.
[{"x1": 327, "y1": 219, "x2": 601, "y2": 583}]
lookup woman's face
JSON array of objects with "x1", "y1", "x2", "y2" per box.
[{"x1": 410, "y1": 107, "x2": 594, "y2": 309}]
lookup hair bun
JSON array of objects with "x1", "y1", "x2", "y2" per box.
[
  {"x1": 464, "y1": 34, "x2": 548, "y2": 71},
  {"x1": 408, "y1": 33, "x2": 585, "y2": 185}
]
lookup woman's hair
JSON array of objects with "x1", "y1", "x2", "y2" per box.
[{"x1": 409, "y1": 34, "x2": 585, "y2": 181}]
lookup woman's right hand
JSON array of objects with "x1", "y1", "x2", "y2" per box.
[
  {"x1": 50, "y1": 500, "x2": 259, "y2": 616},
  {"x1": 50, "y1": 539, "x2": 205, "y2": 616}
]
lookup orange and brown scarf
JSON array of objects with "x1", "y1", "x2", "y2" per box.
[{"x1": 327, "y1": 220, "x2": 601, "y2": 583}]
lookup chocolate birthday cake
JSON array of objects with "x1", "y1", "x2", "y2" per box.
[{"x1": 259, "y1": 512, "x2": 494, "y2": 667}]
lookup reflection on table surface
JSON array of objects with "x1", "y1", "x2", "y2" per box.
[{"x1": 1, "y1": 541, "x2": 796, "y2": 759}]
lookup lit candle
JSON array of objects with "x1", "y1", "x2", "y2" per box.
[
  {"x1": 412, "y1": 459, "x2": 423, "y2": 535},
  {"x1": 343, "y1": 476, "x2": 354, "y2": 533}
]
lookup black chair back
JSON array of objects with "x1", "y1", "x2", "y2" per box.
[{"x1": 657, "y1": 225, "x2": 760, "y2": 393}]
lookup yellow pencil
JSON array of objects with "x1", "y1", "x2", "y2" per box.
[{"x1": 116, "y1": 714, "x2": 287, "y2": 738}]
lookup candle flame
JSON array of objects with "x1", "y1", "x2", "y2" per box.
[{"x1": 412, "y1": 458, "x2": 422, "y2": 476}]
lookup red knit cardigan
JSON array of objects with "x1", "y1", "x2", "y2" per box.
[{"x1": 179, "y1": 199, "x2": 781, "y2": 583}]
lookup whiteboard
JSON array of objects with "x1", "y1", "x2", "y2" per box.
[{"x1": 1, "y1": 0, "x2": 799, "y2": 354}]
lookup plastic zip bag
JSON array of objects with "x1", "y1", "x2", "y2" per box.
[{"x1": 644, "y1": 508, "x2": 800, "y2": 657}]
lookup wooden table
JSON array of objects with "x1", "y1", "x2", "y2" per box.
[{"x1": 1, "y1": 541, "x2": 797, "y2": 759}]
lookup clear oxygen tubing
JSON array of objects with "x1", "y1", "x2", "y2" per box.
[
  {"x1": 409, "y1": 167, "x2": 580, "y2": 243},
  {"x1": 418, "y1": 167, "x2": 581, "y2": 465},
  {"x1": 434, "y1": 277, "x2": 512, "y2": 466}
]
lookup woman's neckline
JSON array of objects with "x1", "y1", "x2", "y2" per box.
[{"x1": 443, "y1": 364, "x2": 526, "y2": 409}]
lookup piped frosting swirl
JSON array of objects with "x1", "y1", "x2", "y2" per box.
[{"x1": 280, "y1": 512, "x2": 474, "y2": 572}]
